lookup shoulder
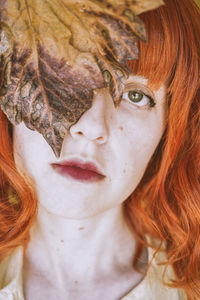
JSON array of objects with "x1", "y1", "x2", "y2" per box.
[
  {"x1": 0, "y1": 247, "x2": 24, "y2": 299},
  {"x1": 121, "y1": 244, "x2": 187, "y2": 300}
]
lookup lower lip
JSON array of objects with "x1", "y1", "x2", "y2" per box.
[{"x1": 51, "y1": 164, "x2": 105, "y2": 183}]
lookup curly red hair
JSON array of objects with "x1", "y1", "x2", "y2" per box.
[
  {"x1": 0, "y1": 111, "x2": 37, "y2": 256},
  {"x1": 0, "y1": 0, "x2": 199, "y2": 299},
  {"x1": 125, "y1": 0, "x2": 200, "y2": 299}
]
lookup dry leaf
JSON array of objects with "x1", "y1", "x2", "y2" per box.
[{"x1": 0, "y1": 0, "x2": 164, "y2": 157}]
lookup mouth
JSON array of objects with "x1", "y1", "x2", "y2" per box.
[{"x1": 51, "y1": 159, "x2": 105, "y2": 183}]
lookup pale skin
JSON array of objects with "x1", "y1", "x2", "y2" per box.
[{"x1": 13, "y1": 76, "x2": 166, "y2": 300}]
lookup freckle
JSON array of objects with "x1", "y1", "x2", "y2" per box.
[
  {"x1": 74, "y1": 280, "x2": 78, "y2": 284},
  {"x1": 79, "y1": 227, "x2": 84, "y2": 230},
  {"x1": 123, "y1": 169, "x2": 126, "y2": 174},
  {"x1": 61, "y1": 240, "x2": 64, "y2": 243},
  {"x1": 120, "y1": 126, "x2": 124, "y2": 131}
]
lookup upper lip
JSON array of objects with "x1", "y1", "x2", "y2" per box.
[{"x1": 51, "y1": 158, "x2": 105, "y2": 176}]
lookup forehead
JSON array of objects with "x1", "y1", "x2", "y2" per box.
[{"x1": 126, "y1": 74, "x2": 166, "y2": 92}]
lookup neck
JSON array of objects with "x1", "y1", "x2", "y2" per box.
[
  {"x1": 25, "y1": 204, "x2": 137, "y2": 280},
  {"x1": 23, "y1": 203, "x2": 149, "y2": 300}
]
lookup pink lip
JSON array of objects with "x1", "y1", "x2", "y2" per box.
[{"x1": 51, "y1": 160, "x2": 105, "y2": 183}]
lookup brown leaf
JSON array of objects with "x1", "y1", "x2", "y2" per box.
[{"x1": 0, "y1": 0, "x2": 164, "y2": 157}]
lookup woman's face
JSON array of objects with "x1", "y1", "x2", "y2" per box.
[{"x1": 13, "y1": 75, "x2": 166, "y2": 219}]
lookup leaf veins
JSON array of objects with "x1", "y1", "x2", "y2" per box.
[{"x1": 0, "y1": 0, "x2": 164, "y2": 157}]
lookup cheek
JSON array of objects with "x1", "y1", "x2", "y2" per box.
[
  {"x1": 114, "y1": 109, "x2": 165, "y2": 181},
  {"x1": 112, "y1": 130, "x2": 163, "y2": 201},
  {"x1": 13, "y1": 123, "x2": 53, "y2": 179}
]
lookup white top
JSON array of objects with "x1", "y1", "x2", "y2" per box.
[{"x1": 0, "y1": 246, "x2": 187, "y2": 300}]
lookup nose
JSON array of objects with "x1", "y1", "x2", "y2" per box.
[{"x1": 69, "y1": 89, "x2": 110, "y2": 144}]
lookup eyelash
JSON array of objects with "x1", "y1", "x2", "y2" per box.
[{"x1": 122, "y1": 89, "x2": 156, "y2": 109}]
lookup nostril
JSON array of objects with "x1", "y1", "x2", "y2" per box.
[
  {"x1": 96, "y1": 136, "x2": 106, "y2": 144},
  {"x1": 77, "y1": 131, "x2": 83, "y2": 135}
]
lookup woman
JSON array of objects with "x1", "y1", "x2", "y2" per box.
[{"x1": 0, "y1": 0, "x2": 199, "y2": 299}]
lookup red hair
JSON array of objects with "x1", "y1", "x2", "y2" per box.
[
  {"x1": 0, "y1": 111, "x2": 37, "y2": 258},
  {"x1": 125, "y1": 0, "x2": 200, "y2": 299},
  {"x1": 0, "y1": 0, "x2": 199, "y2": 298}
]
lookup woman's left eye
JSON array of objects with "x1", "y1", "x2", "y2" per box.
[{"x1": 122, "y1": 90, "x2": 155, "y2": 108}]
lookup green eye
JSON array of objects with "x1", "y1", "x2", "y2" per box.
[
  {"x1": 122, "y1": 89, "x2": 155, "y2": 108},
  {"x1": 128, "y1": 91, "x2": 143, "y2": 103}
]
